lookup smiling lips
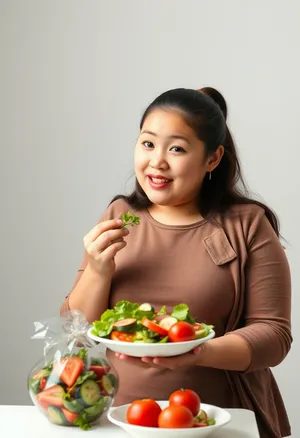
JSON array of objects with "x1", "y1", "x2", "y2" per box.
[{"x1": 148, "y1": 174, "x2": 173, "y2": 189}]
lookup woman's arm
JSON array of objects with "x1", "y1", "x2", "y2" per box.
[
  {"x1": 61, "y1": 262, "x2": 112, "y2": 324},
  {"x1": 195, "y1": 333, "x2": 251, "y2": 371},
  {"x1": 197, "y1": 214, "x2": 292, "y2": 372}
]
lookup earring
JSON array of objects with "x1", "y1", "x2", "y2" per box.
[{"x1": 209, "y1": 171, "x2": 212, "y2": 180}]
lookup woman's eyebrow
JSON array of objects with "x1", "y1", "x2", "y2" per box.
[{"x1": 141, "y1": 130, "x2": 190, "y2": 143}]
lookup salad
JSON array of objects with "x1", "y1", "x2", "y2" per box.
[
  {"x1": 28, "y1": 348, "x2": 118, "y2": 430},
  {"x1": 91, "y1": 300, "x2": 214, "y2": 344}
]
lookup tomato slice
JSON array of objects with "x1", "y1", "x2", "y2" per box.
[
  {"x1": 141, "y1": 318, "x2": 168, "y2": 337},
  {"x1": 89, "y1": 365, "x2": 111, "y2": 378},
  {"x1": 53, "y1": 356, "x2": 84, "y2": 387},
  {"x1": 61, "y1": 408, "x2": 80, "y2": 423},
  {"x1": 36, "y1": 384, "x2": 65, "y2": 408},
  {"x1": 110, "y1": 331, "x2": 134, "y2": 342}
]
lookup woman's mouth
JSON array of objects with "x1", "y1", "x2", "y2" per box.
[{"x1": 148, "y1": 175, "x2": 172, "y2": 189}]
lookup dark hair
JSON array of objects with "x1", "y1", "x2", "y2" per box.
[{"x1": 111, "y1": 87, "x2": 279, "y2": 236}]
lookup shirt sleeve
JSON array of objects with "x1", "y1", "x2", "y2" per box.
[{"x1": 231, "y1": 214, "x2": 292, "y2": 372}]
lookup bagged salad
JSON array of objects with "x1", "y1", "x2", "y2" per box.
[{"x1": 28, "y1": 310, "x2": 118, "y2": 430}]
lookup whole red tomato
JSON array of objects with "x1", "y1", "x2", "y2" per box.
[
  {"x1": 127, "y1": 399, "x2": 162, "y2": 427},
  {"x1": 158, "y1": 405, "x2": 194, "y2": 428},
  {"x1": 169, "y1": 388, "x2": 200, "y2": 416},
  {"x1": 168, "y1": 321, "x2": 196, "y2": 342}
]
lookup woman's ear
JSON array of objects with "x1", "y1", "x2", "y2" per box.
[{"x1": 206, "y1": 145, "x2": 224, "y2": 172}]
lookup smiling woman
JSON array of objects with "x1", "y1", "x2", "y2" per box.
[
  {"x1": 61, "y1": 87, "x2": 292, "y2": 438},
  {"x1": 134, "y1": 108, "x2": 224, "y2": 224}
]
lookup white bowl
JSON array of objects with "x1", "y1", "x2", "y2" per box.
[
  {"x1": 87, "y1": 327, "x2": 215, "y2": 357},
  {"x1": 108, "y1": 400, "x2": 231, "y2": 438}
]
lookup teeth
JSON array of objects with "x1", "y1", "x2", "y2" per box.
[{"x1": 151, "y1": 178, "x2": 169, "y2": 183}]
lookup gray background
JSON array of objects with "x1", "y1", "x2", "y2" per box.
[{"x1": 0, "y1": 1, "x2": 299, "y2": 436}]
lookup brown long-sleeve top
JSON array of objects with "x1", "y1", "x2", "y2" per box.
[{"x1": 61, "y1": 199, "x2": 292, "y2": 438}]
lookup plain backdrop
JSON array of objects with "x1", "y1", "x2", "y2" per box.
[{"x1": 0, "y1": 1, "x2": 299, "y2": 436}]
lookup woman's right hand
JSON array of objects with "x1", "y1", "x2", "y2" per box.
[{"x1": 83, "y1": 219, "x2": 129, "y2": 276}]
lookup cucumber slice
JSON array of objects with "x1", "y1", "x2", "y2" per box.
[
  {"x1": 158, "y1": 316, "x2": 178, "y2": 330},
  {"x1": 195, "y1": 323, "x2": 213, "y2": 338},
  {"x1": 47, "y1": 406, "x2": 67, "y2": 425},
  {"x1": 63, "y1": 399, "x2": 84, "y2": 413},
  {"x1": 100, "y1": 375, "x2": 115, "y2": 395},
  {"x1": 112, "y1": 318, "x2": 137, "y2": 332},
  {"x1": 107, "y1": 373, "x2": 118, "y2": 390},
  {"x1": 197, "y1": 409, "x2": 208, "y2": 422},
  {"x1": 78, "y1": 379, "x2": 101, "y2": 406},
  {"x1": 195, "y1": 328, "x2": 208, "y2": 338},
  {"x1": 138, "y1": 303, "x2": 154, "y2": 312}
]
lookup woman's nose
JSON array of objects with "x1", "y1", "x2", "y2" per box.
[{"x1": 149, "y1": 151, "x2": 168, "y2": 169}]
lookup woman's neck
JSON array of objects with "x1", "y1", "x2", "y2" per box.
[{"x1": 148, "y1": 203, "x2": 203, "y2": 226}]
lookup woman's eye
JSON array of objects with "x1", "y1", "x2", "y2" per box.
[
  {"x1": 170, "y1": 146, "x2": 185, "y2": 153},
  {"x1": 142, "y1": 141, "x2": 154, "y2": 148}
]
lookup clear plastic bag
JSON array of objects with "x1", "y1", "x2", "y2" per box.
[{"x1": 27, "y1": 310, "x2": 118, "y2": 430}]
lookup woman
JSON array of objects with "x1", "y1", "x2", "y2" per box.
[{"x1": 61, "y1": 87, "x2": 292, "y2": 437}]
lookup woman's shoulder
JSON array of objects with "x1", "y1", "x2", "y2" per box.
[
  {"x1": 222, "y1": 202, "x2": 265, "y2": 223},
  {"x1": 215, "y1": 202, "x2": 269, "y2": 245}
]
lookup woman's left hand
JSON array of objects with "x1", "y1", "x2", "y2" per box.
[{"x1": 115, "y1": 345, "x2": 202, "y2": 370}]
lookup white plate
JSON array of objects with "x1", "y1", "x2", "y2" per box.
[
  {"x1": 87, "y1": 327, "x2": 215, "y2": 357},
  {"x1": 108, "y1": 400, "x2": 231, "y2": 438}
]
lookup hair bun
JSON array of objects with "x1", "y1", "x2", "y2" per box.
[{"x1": 197, "y1": 87, "x2": 227, "y2": 120}]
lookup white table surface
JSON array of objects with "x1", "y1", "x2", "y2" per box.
[{"x1": 0, "y1": 405, "x2": 260, "y2": 438}]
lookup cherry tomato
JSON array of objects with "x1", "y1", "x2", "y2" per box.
[
  {"x1": 110, "y1": 331, "x2": 134, "y2": 342},
  {"x1": 127, "y1": 399, "x2": 162, "y2": 427},
  {"x1": 141, "y1": 317, "x2": 168, "y2": 337},
  {"x1": 169, "y1": 388, "x2": 200, "y2": 416},
  {"x1": 158, "y1": 405, "x2": 194, "y2": 428},
  {"x1": 168, "y1": 321, "x2": 196, "y2": 342}
]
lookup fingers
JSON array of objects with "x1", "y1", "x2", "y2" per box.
[
  {"x1": 84, "y1": 221, "x2": 129, "y2": 255},
  {"x1": 114, "y1": 353, "x2": 163, "y2": 369},
  {"x1": 86, "y1": 230, "x2": 127, "y2": 256},
  {"x1": 84, "y1": 219, "x2": 123, "y2": 244},
  {"x1": 101, "y1": 240, "x2": 127, "y2": 261},
  {"x1": 193, "y1": 346, "x2": 201, "y2": 355}
]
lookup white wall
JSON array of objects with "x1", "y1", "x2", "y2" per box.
[{"x1": 0, "y1": 0, "x2": 299, "y2": 435}]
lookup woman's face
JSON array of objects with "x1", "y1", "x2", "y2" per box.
[{"x1": 134, "y1": 108, "x2": 213, "y2": 209}]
